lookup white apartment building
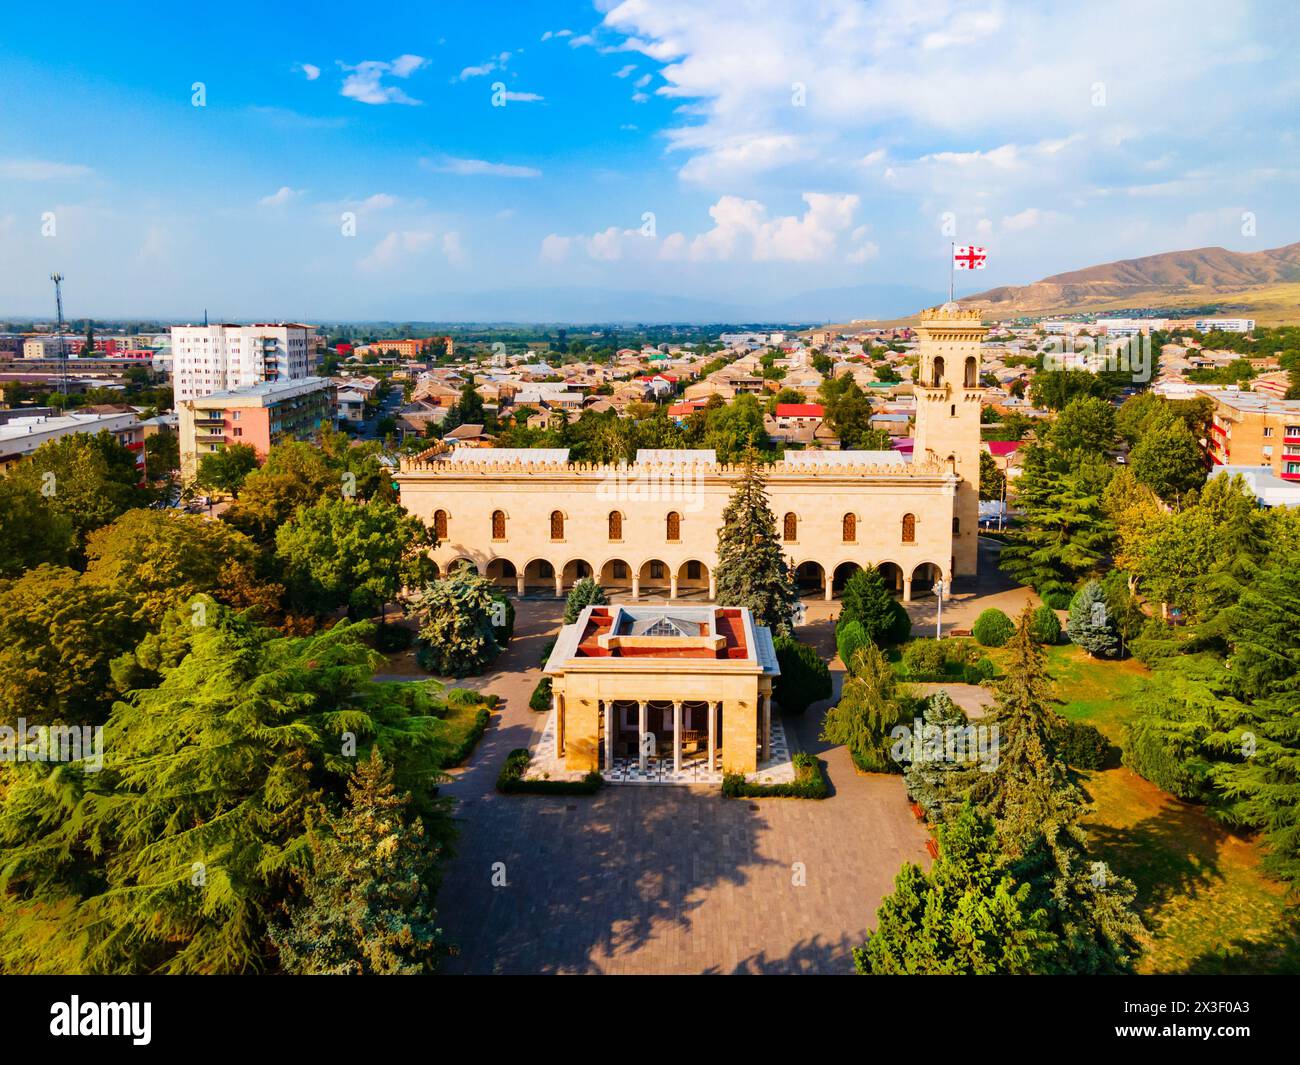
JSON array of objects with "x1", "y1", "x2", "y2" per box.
[
  {"x1": 169, "y1": 323, "x2": 316, "y2": 403},
  {"x1": 1194, "y1": 318, "x2": 1255, "y2": 333},
  {"x1": 0, "y1": 411, "x2": 143, "y2": 471}
]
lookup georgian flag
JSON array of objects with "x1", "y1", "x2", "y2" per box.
[{"x1": 953, "y1": 245, "x2": 987, "y2": 270}]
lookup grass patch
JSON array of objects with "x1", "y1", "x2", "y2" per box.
[
  {"x1": 437, "y1": 701, "x2": 490, "y2": 768},
  {"x1": 497, "y1": 748, "x2": 602, "y2": 795},
  {"x1": 722, "y1": 752, "x2": 828, "y2": 799}
]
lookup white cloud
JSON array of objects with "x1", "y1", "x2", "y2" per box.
[
  {"x1": 500, "y1": 89, "x2": 544, "y2": 103},
  {"x1": 339, "y1": 55, "x2": 429, "y2": 105},
  {"x1": 258, "y1": 186, "x2": 302, "y2": 207},
  {"x1": 631, "y1": 92, "x2": 649, "y2": 104},
  {"x1": 360, "y1": 228, "x2": 460, "y2": 271},
  {"x1": 425, "y1": 155, "x2": 542, "y2": 178},
  {"x1": 296, "y1": 62, "x2": 321, "y2": 81},
  {"x1": 0, "y1": 159, "x2": 92, "y2": 180},
  {"x1": 615, "y1": 64, "x2": 638, "y2": 78},
  {"x1": 1001, "y1": 207, "x2": 1061, "y2": 232},
  {"x1": 634, "y1": 73, "x2": 652, "y2": 89},
  {"x1": 569, "y1": 34, "x2": 596, "y2": 48},
  {"x1": 541, "y1": 29, "x2": 573, "y2": 41},
  {"x1": 457, "y1": 51, "x2": 511, "y2": 81}
]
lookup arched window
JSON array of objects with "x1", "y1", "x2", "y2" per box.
[
  {"x1": 902, "y1": 512, "x2": 916, "y2": 543},
  {"x1": 842, "y1": 513, "x2": 857, "y2": 542},
  {"x1": 964, "y1": 355, "x2": 978, "y2": 388},
  {"x1": 433, "y1": 509, "x2": 448, "y2": 540},
  {"x1": 666, "y1": 511, "x2": 681, "y2": 541},
  {"x1": 783, "y1": 513, "x2": 798, "y2": 542},
  {"x1": 608, "y1": 511, "x2": 623, "y2": 540},
  {"x1": 550, "y1": 510, "x2": 564, "y2": 541},
  {"x1": 491, "y1": 510, "x2": 506, "y2": 539},
  {"x1": 931, "y1": 355, "x2": 945, "y2": 388},
  {"x1": 952, "y1": 516, "x2": 961, "y2": 534}
]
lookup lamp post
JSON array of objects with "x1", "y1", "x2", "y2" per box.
[{"x1": 932, "y1": 578, "x2": 945, "y2": 639}]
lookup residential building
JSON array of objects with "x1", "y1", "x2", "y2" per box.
[
  {"x1": 0, "y1": 410, "x2": 143, "y2": 472},
  {"x1": 169, "y1": 323, "x2": 317, "y2": 404},
  {"x1": 177, "y1": 376, "x2": 335, "y2": 483},
  {"x1": 1194, "y1": 318, "x2": 1255, "y2": 333},
  {"x1": 1203, "y1": 390, "x2": 1300, "y2": 481}
]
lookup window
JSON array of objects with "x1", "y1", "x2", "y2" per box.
[
  {"x1": 232, "y1": 428, "x2": 242, "y2": 437},
  {"x1": 842, "y1": 513, "x2": 856, "y2": 542},
  {"x1": 902, "y1": 513, "x2": 916, "y2": 543},
  {"x1": 550, "y1": 511, "x2": 564, "y2": 540},
  {"x1": 783, "y1": 513, "x2": 798, "y2": 541},
  {"x1": 666, "y1": 511, "x2": 681, "y2": 541},
  {"x1": 964, "y1": 356, "x2": 977, "y2": 388},
  {"x1": 491, "y1": 510, "x2": 506, "y2": 539},
  {"x1": 931, "y1": 355, "x2": 945, "y2": 388},
  {"x1": 1263, "y1": 427, "x2": 1274, "y2": 437},
  {"x1": 608, "y1": 511, "x2": 622, "y2": 540},
  {"x1": 952, "y1": 517, "x2": 960, "y2": 534},
  {"x1": 433, "y1": 509, "x2": 448, "y2": 540}
]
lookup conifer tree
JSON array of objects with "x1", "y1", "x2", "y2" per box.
[
  {"x1": 1067, "y1": 580, "x2": 1120, "y2": 658},
  {"x1": 713, "y1": 449, "x2": 798, "y2": 635},
  {"x1": 821, "y1": 642, "x2": 912, "y2": 772},
  {"x1": 563, "y1": 576, "x2": 608, "y2": 624},
  {"x1": 407, "y1": 563, "x2": 503, "y2": 677},
  {"x1": 838, "y1": 566, "x2": 909, "y2": 646},
  {"x1": 903, "y1": 690, "x2": 973, "y2": 820},
  {"x1": 273, "y1": 750, "x2": 444, "y2": 974}
]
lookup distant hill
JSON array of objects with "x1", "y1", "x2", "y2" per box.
[{"x1": 953, "y1": 241, "x2": 1300, "y2": 323}]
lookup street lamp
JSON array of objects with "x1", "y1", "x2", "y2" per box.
[{"x1": 932, "y1": 578, "x2": 946, "y2": 639}]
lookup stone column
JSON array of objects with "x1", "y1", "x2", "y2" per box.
[
  {"x1": 708, "y1": 700, "x2": 717, "y2": 772},
  {"x1": 554, "y1": 573, "x2": 564, "y2": 599},
  {"x1": 638, "y1": 700, "x2": 648, "y2": 771},
  {"x1": 552, "y1": 692, "x2": 562, "y2": 760},
  {"x1": 823, "y1": 573, "x2": 833, "y2": 601},
  {"x1": 761, "y1": 694, "x2": 772, "y2": 764},
  {"x1": 903, "y1": 576, "x2": 913, "y2": 602},
  {"x1": 669, "y1": 573, "x2": 679, "y2": 600},
  {"x1": 515, "y1": 573, "x2": 525, "y2": 596},
  {"x1": 631, "y1": 574, "x2": 640, "y2": 600},
  {"x1": 673, "y1": 701, "x2": 682, "y2": 773},
  {"x1": 708, "y1": 573, "x2": 717, "y2": 600},
  {"x1": 603, "y1": 700, "x2": 614, "y2": 771}
]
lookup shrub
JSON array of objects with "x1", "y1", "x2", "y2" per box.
[
  {"x1": 1029, "y1": 604, "x2": 1062, "y2": 645},
  {"x1": 563, "y1": 577, "x2": 608, "y2": 624},
  {"x1": 407, "y1": 567, "x2": 502, "y2": 677},
  {"x1": 902, "y1": 639, "x2": 946, "y2": 677},
  {"x1": 972, "y1": 608, "x2": 1015, "y2": 647},
  {"x1": 491, "y1": 593, "x2": 515, "y2": 644},
  {"x1": 961, "y1": 657, "x2": 998, "y2": 684},
  {"x1": 721, "y1": 752, "x2": 828, "y2": 799},
  {"x1": 836, "y1": 619, "x2": 869, "y2": 666},
  {"x1": 772, "y1": 636, "x2": 831, "y2": 715},
  {"x1": 372, "y1": 623, "x2": 414, "y2": 653},
  {"x1": 441, "y1": 708, "x2": 490, "y2": 768},
  {"x1": 1040, "y1": 583, "x2": 1075, "y2": 610},
  {"x1": 529, "y1": 675, "x2": 553, "y2": 712},
  {"x1": 483, "y1": 693, "x2": 500, "y2": 710},
  {"x1": 1052, "y1": 719, "x2": 1112, "y2": 769},
  {"x1": 840, "y1": 567, "x2": 910, "y2": 647},
  {"x1": 496, "y1": 747, "x2": 602, "y2": 795},
  {"x1": 447, "y1": 687, "x2": 483, "y2": 708}
]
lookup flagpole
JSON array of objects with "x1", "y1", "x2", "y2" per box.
[{"x1": 949, "y1": 241, "x2": 955, "y2": 304}]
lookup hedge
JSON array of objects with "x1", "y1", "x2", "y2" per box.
[
  {"x1": 496, "y1": 748, "x2": 603, "y2": 795},
  {"x1": 721, "y1": 752, "x2": 828, "y2": 799},
  {"x1": 972, "y1": 608, "x2": 1015, "y2": 647},
  {"x1": 441, "y1": 707, "x2": 490, "y2": 768},
  {"x1": 447, "y1": 686, "x2": 484, "y2": 708},
  {"x1": 529, "y1": 675, "x2": 553, "y2": 712},
  {"x1": 1030, "y1": 604, "x2": 1062, "y2": 645}
]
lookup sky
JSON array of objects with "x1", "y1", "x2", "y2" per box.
[{"x1": 1, "y1": 0, "x2": 1298, "y2": 322}]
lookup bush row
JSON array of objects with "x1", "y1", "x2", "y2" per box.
[
  {"x1": 496, "y1": 748, "x2": 603, "y2": 795},
  {"x1": 721, "y1": 752, "x2": 828, "y2": 799}
]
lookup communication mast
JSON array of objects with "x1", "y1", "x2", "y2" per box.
[{"x1": 50, "y1": 272, "x2": 69, "y2": 398}]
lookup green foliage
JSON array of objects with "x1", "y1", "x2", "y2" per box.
[
  {"x1": 722, "y1": 752, "x2": 827, "y2": 799},
  {"x1": 972, "y1": 608, "x2": 1015, "y2": 647},
  {"x1": 0, "y1": 564, "x2": 144, "y2": 726},
  {"x1": 1067, "y1": 580, "x2": 1120, "y2": 658},
  {"x1": 0, "y1": 476, "x2": 73, "y2": 578},
  {"x1": 1129, "y1": 419, "x2": 1205, "y2": 503},
  {"x1": 821, "y1": 642, "x2": 913, "y2": 772},
  {"x1": 713, "y1": 451, "x2": 798, "y2": 635},
  {"x1": 271, "y1": 750, "x2": 445, "y2": 974},
  {"x1": 406, "y1": 564, "x2": 503, "y2": 677},
  {"x1": 275, "y1": 497, "x2": 433, "y2": 619},
  {"x1": 563, "y1": 577, "x2": 608, "y2": 624},
  {"x1": 492, "y1": 593, "x2": 515, "y2": 644},
  {"x1": 854, "y1": 803, "x2": 1056, "y2": 974},
  {"x1": 903, "y1": 691, "x2": 973, "y2": 821},
  {"x1": 529, "y1": 675, "x2": 553, "y2": 713},
  {"x1": 196, "y1": 442, "x2": 258, "y2": 494},
  {"x1": 496, "y1": 748, "x2": 603, "y2": 795},
  {"x1": 1029, "y1": 605, "x2": 1062, "y2": 645},
  {"x1": 1050, "y1": 396, "x2": 1116, "y2": 453},
  {"x1": 0, "y1": 613, "x2": 452, "y2": 973},
  {"x1": 835, "y1": 619, "x2": 869, "y2": 668},
  {"x1": 440, "y1": 707, "x2": 490, "y2": 768},
  {"x1": 772, "y1": 636, "x2": 831, "y2": 716},
  {"x1": 979, "y1": 450, "x2": 1006, "y2": 502},
  {"x1": 1053, "y1": 720, "x2": 1112, "y2": 770},
  {"x1": 838, "y1": 566, "x2": 907, "y2": 646}
]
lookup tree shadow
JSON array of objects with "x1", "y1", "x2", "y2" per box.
[
  {"x1": 1176, "y1": 922, "x2": 1300, "y2": 975},
  {"x1": 703, "y1": 932, "x2": 858, "y2": 974}
]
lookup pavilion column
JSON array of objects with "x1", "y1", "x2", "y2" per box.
[
  {"x1": 554, "y1": 574, "x2": 564, "y2": 599},
  {"x1": 708, "y1": 700, "x2": 718, "y2": 772},
  {"x1": 823, "y1": 573, "x2": 833, "y2": 601},
  {"x1": 673, "y1": 701, "x2": 683, "y2": 773},
  {"x1": 670, "y1": 573, "x2": 679, "y2": 600},
  {"x1": 761, "y1": 694, "x2": 772, "y2": 764},
  {"x1": 631, "y1": 574, "x2": 640, "y2": 600},
  {"x1": 603, "y1": 700, "x2": 614, "y2": 771},
  {"x1": 552, "y1": 693, "x2": 563, "y2": 760},
  {"x1": 708, "y1": 573, "x2": 717, "y2": 600},
  {"x1": 515, "y1": 574, "x2": 525, "y2": 596},
  {"x1": 638, "y1": 700, "x2": 649, "y2": 771},
  {"x1": 903, "y1": 577, "x2": 913, "y2": 602}
]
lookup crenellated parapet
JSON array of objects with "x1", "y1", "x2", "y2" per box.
[{"x1": 397, "y1": 454, "x2": 952, "y2": 479}]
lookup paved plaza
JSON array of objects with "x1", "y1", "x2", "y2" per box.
[{"x1": 420, "y1": 539, "x2": 1021, "y2": 974}]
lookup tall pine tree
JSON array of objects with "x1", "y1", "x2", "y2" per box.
[{"x1": 713, "y1": 449, "x2": 798, "y2": 635}]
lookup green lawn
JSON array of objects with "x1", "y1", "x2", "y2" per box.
[
  {"x1": 986, "y1": 642, "x2": 1299, "y2": 973},
  {"x1": 436, "y1": 699, "x2": 491, "y2": 768}
]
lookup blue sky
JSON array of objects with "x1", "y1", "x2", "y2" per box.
[{"x1": 2, "y1": 0, "x2": 1298, "y2": 321}]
